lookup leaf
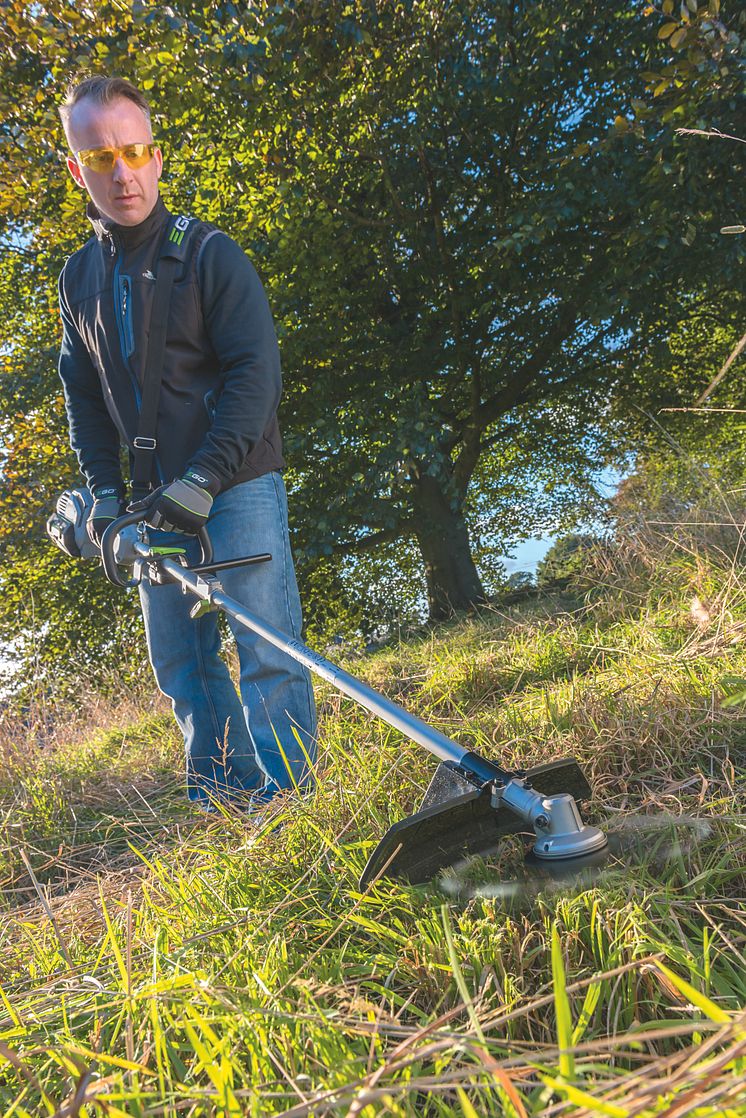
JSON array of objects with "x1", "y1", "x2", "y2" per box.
[
  {"x1": 182, "y1": 1018, "x2": 242, "y2": 1116},
  {"x1": 670, "y1": 27, "x2": 689, "y2": 48},
  {"x1": 98, "y1": 887, "x2": 128, "y2": 990},
  {"x1": 658, "y1": 21, "x2": 679, "y2": 37},
  {"x1": 719, "y1": 675, "x2": 746, "y2": 707},
  {"x1": 486, "y1": 1069, "x2": 529, "y2": 1118},
  {"x1": 572, "y1": 980, "x2": 602, "y2": 1046},
  {"x1": 551, "y1": 923, "x2": 575, "y2": 1080},
  {"x1": 655, "y1": 961, "x2": 734, "y2": 1025},
  {"x1": 540, "y1": 1076, "x2": 629, "y2": 1117},
  {"x1": 64, "y1": 1045, "x2": 157, "y2": 1075},
  {"x1": 456, "y1": 1089, "x2": 481, "y2": 1118},
  {"x1": 441, "y1": 906, "x2": 484, "y2": 1041},
  {"x1": 684, "y1": 221, "x2": 697, "y2": 244}
]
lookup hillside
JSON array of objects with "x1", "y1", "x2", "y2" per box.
[{"x1": 1, "y1": 563, "x2": 745, "y2": 1116}]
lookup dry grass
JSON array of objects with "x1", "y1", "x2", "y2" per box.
[{"x1": 0, "y1": 511, "x2": 745, "y2": 1115}]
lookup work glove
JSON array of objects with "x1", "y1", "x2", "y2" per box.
[
  {"x1": 146, "y1": 468, "x2": 214, "y2": 534},
  {"x1": 86, "y1": 486, "x2": 126, "y2": 547}
]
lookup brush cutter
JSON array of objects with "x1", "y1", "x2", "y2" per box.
[{"x1": 48, "y1": 489, "x2": 608, "y2": 886}]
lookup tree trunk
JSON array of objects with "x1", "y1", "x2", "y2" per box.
[{"x1": 411, "y1": 474, "x2": 487, "y2": 619}]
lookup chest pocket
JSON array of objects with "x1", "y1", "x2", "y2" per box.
[{"x1": 163, "y1": 276, "x2": 203, "y2": 351}]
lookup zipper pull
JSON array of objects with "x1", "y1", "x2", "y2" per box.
[{"x1": 122, "y1": 279, "x2": 128, "y2": 318}]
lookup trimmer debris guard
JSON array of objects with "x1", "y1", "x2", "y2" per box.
[
  {"x1": 88, "y1": 506, "x2": 608, "y2": 888},
  {"x1": 361, "y1": 758, "x2": 594, "y2": 887}
]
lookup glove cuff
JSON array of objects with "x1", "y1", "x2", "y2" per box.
[
  {"x1": 92, "y1": 483, "x2": 125, "y2": 502},
  {"x1": 182, "y1": 465, "x2": 221, "y2": 498}
]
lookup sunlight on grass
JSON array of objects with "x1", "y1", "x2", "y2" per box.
[{"x1": 0, "y1": 542, "x2": 744, "y2": 1115}]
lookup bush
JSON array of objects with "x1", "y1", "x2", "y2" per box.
[{"x1": 536, "y1": 533, "x2": 600, "y2": 588}]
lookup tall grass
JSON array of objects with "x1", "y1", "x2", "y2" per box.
[{"x1": 0, "y1": 503, "x2": 745, "y2": 1115}]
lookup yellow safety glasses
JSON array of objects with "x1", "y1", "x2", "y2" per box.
[{"x1": 75, "y1": 143, "x2": 158, "y2": 174}]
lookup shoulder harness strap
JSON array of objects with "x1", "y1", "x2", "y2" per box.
[{"x1": 131, "y1": 215, "x2": 202, "y2": 501}]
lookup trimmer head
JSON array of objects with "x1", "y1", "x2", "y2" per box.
[{"x1": 361, "y1": 756, "x2": 600, "y2": 887}]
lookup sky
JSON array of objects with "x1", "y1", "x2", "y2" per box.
[{"x1": 503, "y1": 535, "x2": 554, "y2": 573}]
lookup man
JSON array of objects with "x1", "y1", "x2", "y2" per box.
[{"x1": 56, "y1": 75, "x2": 317, "y2": 811}]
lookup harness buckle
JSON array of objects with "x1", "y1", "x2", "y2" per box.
[{"x1": 133, "y1": 436, "x2": 157, "y2": 451}]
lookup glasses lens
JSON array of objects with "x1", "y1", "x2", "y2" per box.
[
  {"x1": 121, "y1": 144, "x2": 153, "y2": 169},
  {"x1": 77, "y1": 144, "x2": 155, "y2": 172},
  {"x1": 79, "y1": 148, "x2": 116, "y2": 173}
]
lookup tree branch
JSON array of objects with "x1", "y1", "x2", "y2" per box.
[
  {"x1": 695, "y1": 329, "x2": 746, "y2": 405},
  {"x1": 315, "y1": 193, "x2": 393, "y2": 230},
  {"x1": 675, "y1": 127, "x2": 746, "y2": 146},
  {"x1": 331, "y1": 521, "x2": 415, "y2": 555},
  {"x1": 473, "y1": 235, "x2": 629, "y2": 432}
]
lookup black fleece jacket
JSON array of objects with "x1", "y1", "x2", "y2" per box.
[{"x1": 57, "y1": 196, "x2": 284, "y2": 498}]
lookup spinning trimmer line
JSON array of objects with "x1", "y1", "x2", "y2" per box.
[{"x1": 48, "y1": 489, "x2": 609, "y2": 887}]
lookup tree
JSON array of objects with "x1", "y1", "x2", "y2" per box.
[
  {"x1": 0, "y1": 0, "x2": 743, "y2": 692},
  {"x1": 168, "y1": 0, "x2": 742, "y2": 615}
]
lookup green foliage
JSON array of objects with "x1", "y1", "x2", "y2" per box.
[
  {"x1": 641, "y1": 0, "x2": 745, "y2": 112},
  {"x1": 0, "y1": 0, "x2": 743, "y2": 683},
  {"x1": 0, "y1": 545, "x2": 146, "y2": 702},
  {"x1": 300, "y1": 538, "x2": 430, "y2": 648},
  {"x1": 536, "y1": 533, "x2": 600, "y2": 589},
  {"x1": 507, "y1": 570, "x2": 536, "y2": 592},
  {"x1": 609, "y1": 403, "x2": 746, "y2": 575}
]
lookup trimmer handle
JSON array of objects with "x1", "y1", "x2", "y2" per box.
[{"x1": 99, "y1": 510, "x2": 213, "y2": 587}]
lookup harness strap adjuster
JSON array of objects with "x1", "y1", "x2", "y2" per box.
[{"x1": 133, "y1": 436, "x2": 157, "y2": 451}]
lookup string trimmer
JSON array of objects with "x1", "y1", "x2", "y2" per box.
[{"x1": 48, "y1": 489, "x2": 608, "y2": 887}]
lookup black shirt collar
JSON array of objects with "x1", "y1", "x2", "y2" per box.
[{"x1": 88, "y1": 195, "x2": 170, "y2": 250}]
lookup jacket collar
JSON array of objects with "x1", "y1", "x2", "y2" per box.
[{"x1": 88, "y1": 195, "x2": 171, "y2": 251}]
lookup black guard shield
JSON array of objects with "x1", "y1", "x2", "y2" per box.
[{"x1": 360, "y1": 756, "x2": 593, "y2": 887}]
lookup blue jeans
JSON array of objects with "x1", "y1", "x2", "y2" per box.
[{"x1": 138, "y1": 472, "x2": 317, "y2": 807}]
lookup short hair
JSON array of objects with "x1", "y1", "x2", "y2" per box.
[{"x1": 58, "y1": 76, "x2": 152, "y2": 138}]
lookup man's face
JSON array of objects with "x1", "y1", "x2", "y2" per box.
[{"x1": 65, "y1": 96, "x2": 163, "y2": 227}]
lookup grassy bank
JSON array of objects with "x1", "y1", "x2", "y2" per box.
[{"x1": 1, "y1": 565, "x2": 745, "y2": 1114}]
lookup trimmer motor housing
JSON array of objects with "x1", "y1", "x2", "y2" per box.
[{"x1": 45, "y1": 487, "x2": 99, "y2": 560}]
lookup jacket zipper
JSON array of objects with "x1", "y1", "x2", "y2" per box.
[
  {"x1": 120, "y1": 276, "x2": 135, "y2": 358},
  {"x1": 112, "y1": 243, "x2": 140, "y2": 402}
]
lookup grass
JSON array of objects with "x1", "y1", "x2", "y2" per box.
[{"x1": 0, "y1": 547, "x2": 745, "y2": 1115}]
